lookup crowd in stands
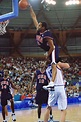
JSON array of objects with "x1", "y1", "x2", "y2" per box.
[{"x1": 0, "y1": 56, "x2": 81, "y2": 101}]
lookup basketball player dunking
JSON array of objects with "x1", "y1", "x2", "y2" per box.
[{"x1": 29, "y1": 3, "x2": 59, "y2": 89}]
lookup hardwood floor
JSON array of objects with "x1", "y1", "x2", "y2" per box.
[{"x1": 0, "y1": 104, "x2": 81, "y2": 122}]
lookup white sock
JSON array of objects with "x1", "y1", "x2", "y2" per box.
[
  {"x1": 38, "y1": 118, "x2": 41, "y2": 121},
  {"x1": 50, "y1": 115, "x2": 53, "y2": 118},
  {"x1": 49, "y1": 81, "x2": 54, "y2": 84},
  {"x1": 50, "y1": 81, "x2": 53, "y2": 83}
]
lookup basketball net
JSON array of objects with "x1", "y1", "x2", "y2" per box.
[{"x1": 0, "y1": 20, "x2": 9, "y2": 35}]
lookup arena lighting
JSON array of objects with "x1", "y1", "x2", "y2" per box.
[
  {"x1": 65, "y1": 0, "x2": 80, "y2": 6},
  {"x1": 41, "y1": 0, "x2": 56, "y2": 5},
  {"x1": 45, "y1": 0, "x2": 56, "y2": 5},
  {"x1": 41, "y1": 0, "x2": 56, "y2": 11}
]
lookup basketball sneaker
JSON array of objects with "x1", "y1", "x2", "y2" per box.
[
  {"x1": 3, "y1": 120, "x2": 7, "y2": 122},
  {"x1": 11, "y1": 113, "x2": 16, "y2": 121},
  {"x1": 5, "y1": 115, "x2": 10, "y2": 121},
  {"x1": 49, "y1": 115, "x2": 54, "y2": 122},
  {"x1": 43, "y1": 81, "x2": 54, "y2": 90},
  {"x1": 38, "y1": 118, "x2": 42, "y2": 122}
]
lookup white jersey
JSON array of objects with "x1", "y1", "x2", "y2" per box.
[
  {"x1": 47, "y1": 65, "x2": 67, "y2": 110},
  {"x1": 54, "y1": 66, "x2": 64, "y2": 86},
  {"x1": 46, "y1": 65, "x2": 52, "y2": 81},
  {"x1": 46, "y1": 65, "x2": 64, "y2": 86}
]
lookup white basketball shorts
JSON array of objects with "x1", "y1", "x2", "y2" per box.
[{"x1": 48, "y1": 86, "x2": 67, "y2": 110}]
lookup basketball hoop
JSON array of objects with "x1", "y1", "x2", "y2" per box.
[{"x1": 0, "y1": 20, "x2": 9, "y2": 35}]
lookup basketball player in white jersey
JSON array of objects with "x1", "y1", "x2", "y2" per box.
[{"x1": 43, "y1": 60, "x2": 70, "y2": 122}]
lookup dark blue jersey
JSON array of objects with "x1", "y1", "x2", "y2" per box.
[
  {"x1": 0, "y1": 77, "x2": 11, "y2": 93},
  {"x1": 36, "y1": 70, "x2": 49, "y2": 91},
  {"x1": 36, "y1": 30, "x2": 54, "y2": 51}
]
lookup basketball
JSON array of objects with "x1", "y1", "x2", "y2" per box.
[{"x1": 19, "y1": 0, "x2": 29, "y2": 10}]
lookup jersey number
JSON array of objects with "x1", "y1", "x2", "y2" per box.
[
  {"x1": 39, "y1": 79, "x2": 44, "y2": 83},
  {"x1": 2, "y1": 85, "x2": 7, "y2": 89}
]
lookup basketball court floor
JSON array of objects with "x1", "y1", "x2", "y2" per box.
[{"x1": 0, "y1": 104, "x2": 81, "y2": 122}]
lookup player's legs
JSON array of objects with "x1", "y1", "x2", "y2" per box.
[
  {"x1": 35, "y1": 91, "x2": 43, "y2": 122},
  {"x1": 2, "y1": 106, "x2": 6, "y2": 121},
  {"x1": 36, "y1": 90, "x2": 49, "y2": 122},
  {"x1": 10, "y1": 99, "x2": 15, "y2": 113},
  {"x1": 1, "y1": 93, "x2": 8, "y2": 122},
  {"x1": 49, "y1": 108, "x2": 54, "y2": 121},
  {"x1": 35, "y1": 90, "x2": 42, "y2": 122},
  {"x1": 10, "y1": 99, "x2": 16, "y2": 121},
  {"x1": 44, "y1": 90, "x2": 56, "y2": 122},
  {"x1": 8, "y1": 92, "x2": 16, "y2": 121},
  {"x1": 44, "y1": 106, "x2": 52, "y2": 122},
  {"x1": 5, "y1": 106, "x2": 10, "y2": 121},
  {"x1": 5, "y1": 106, "x2": 8, "y2": 116},
  {"x1": 43, "y1": 50, "x2": 56, "y2": 89},
  {"x1": 60, "y1": 109, "x2": 67, "y2": 122},
  {"x1": 57, "y1": 87, "x2": 67, "y2": 110},
  {"x1": 38, "y1": 104, "x2": 42, "y2": 122},
  {"x1": 8, "y1": 93, "x2": 15, "y2": 114},
  {"x1": 51, "y1": 49, "x2": 56, "y2": 84},
  {"x1": 51, "y1": 63, "x2": 56, "y2": 81},
  {"x1": 57, "y1": 87, "x2": 67, "y2": 122},
  {"x1": 49, "y1": 49, "x2": 56, "y2": 83}
]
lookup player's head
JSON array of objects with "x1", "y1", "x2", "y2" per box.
[
  {"x1": 41, "y1": 22, "x2": 47, "y2": 29},
  {"x1": 39, "y1": 61, "x2": 46, "y2": 68},
  {"x1": 4, "y1": 69, "x2": 9, "y2": 77},
  {"x1": 37, "y1": 22, "x2": 47, "y2": 31}
]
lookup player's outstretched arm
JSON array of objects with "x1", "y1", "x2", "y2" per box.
[
  {"x1": 29, "y1": 4, "x2": 39, "y2": 30},
  {"x1": 58, "y1": 62, "x2": 70, "y2": 69}
]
